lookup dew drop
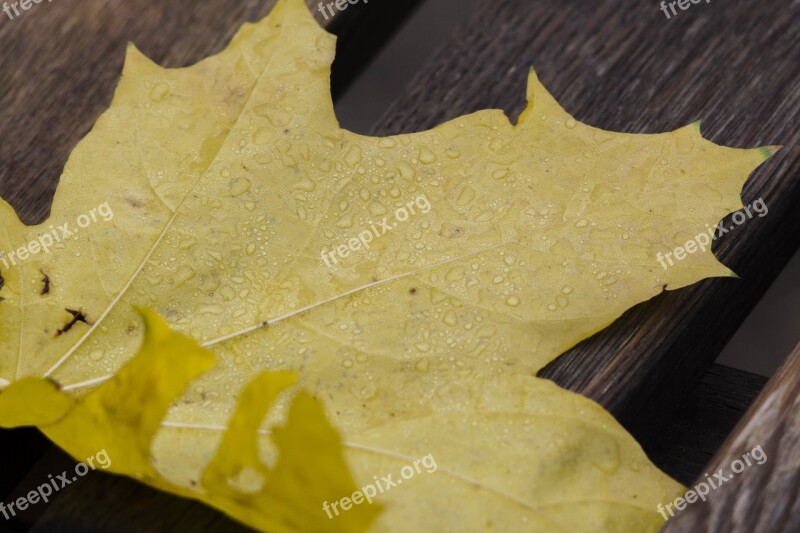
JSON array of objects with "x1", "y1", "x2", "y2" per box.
[
  {"x1": 294, "y1": 177, "x2": 316, "y2": 192},
  {"x1": 419, "y1": 147, "x2": 437, "y2": 164},
  {"x1": 228, "y1": 177, "x2": 251, "y2": 197},
  {"x1": 456, "y1": 186, "x2": 476, "y2": 206},
  {"x1": 492, "y1": 168, "x2": 509, "y2": 180},
  {"x1": 344, "y1": 146, "x2": 362, "y2": 167},
  {"x1": 150, "y1": 83, "x2": 170, "y2": 102}
]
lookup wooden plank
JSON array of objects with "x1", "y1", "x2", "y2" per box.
[
  {"x1": 645, "y1": 364, "x2": 767, "y2": 485},
  {"x1": 28, "y1": 449, "x2": 253, "y2": 533},
  {"x1": 663, "y1": 340, "x2": 800, "y2": 532},
  {"x1": 0, "y1": 428, "x2": 50, "y2": 505},
  {"x1": 373, "y1": 0, "x2": 800, "y2": 443}
]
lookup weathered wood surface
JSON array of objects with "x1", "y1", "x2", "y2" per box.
[
  {"x1": 664, "y1": 340, "x2": 800, "y2": 532},
  {"x1": 28, "y1": 447, "x2": 253, "y2": 532},
  {"x1": 645, "y1": 364, "x2": 767, "y2": 485},
  {"x1": 374, "y1": 0, "x2": 800, "y2": 448}
]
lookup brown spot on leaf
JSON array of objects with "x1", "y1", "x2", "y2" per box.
[
  {"x1": 40, "y1": 269, "x2": 50, "y2": 295},
  {"x1": 56, "y1": 309, "x2": 90, "y2": 336},
  {"x1": 438, "y1": 223, "x2": 464, "y2": 239},
  {"x1": 125, "y1": 197, "x2": 145, "y2": 208}
]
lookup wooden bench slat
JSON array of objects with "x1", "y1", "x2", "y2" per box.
[
  {"x1": 663, "y1": 340, "x2": 800, "y2": 532},
  {"x1": 31, "y1": 452, "x2": 253, "y2": 533},
  {"x1": 645, "y1": 364, "x2": 767, "y2": 485}
]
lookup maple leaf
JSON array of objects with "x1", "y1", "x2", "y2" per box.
[{"x1": 0, "y1": 0, "x2": 776, "y2": 530}]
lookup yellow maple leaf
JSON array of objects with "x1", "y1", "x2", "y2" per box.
[{"x1": 0, "y1": 0, "x2": 775, "y2": 530}]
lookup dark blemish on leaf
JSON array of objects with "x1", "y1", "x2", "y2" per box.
[
  {"x1": 283, "y1": 128, "x2": 289, "y2": 134},
  {"x1": 125, "y1": 197, "x2": 145, "y2": 208},
  {"x1": 40, "y1": 269, "x2": 50, "y2": 295},
  {"x1": 438, "y1": 225, "x2": 464, "y2": 239},
  {"x1": 127, "y1": 325, "x2": 137, "y2": 334},
  {"x1": 0, "y1": 271, "x2": 4, "y2": 291},
  {"x1": 409, "y1": 287, "x2": 417, "y2": 294},
  {"x1": 56, "y1": 309, "x2": 90, "y2": 336}
]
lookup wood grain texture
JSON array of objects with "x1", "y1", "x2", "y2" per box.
[
  {"x1": 663, "y1": 341, "x2": 800, "y2": 532},
  {"x1": 31, "y1": 460, "x2": 254, "y2": 533},
  {"x1": 645, "y1": 364, "x2": 766, "y2": 485},
  {"x1": 5, "y1": 445, "x2": 251, "y2": 532},
  {"x1": 373, "y1": 0, "x2": 800, "y2": 450}
]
